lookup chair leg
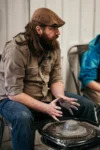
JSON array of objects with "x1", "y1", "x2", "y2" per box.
[{"x1": 0, "y1": 116, "x2": 4, "y2": 148}]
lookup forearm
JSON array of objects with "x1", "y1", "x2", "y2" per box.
[
  {"x1": 87, "y1": 81, "x2": 100, "y2": 92},
  {"x1": 8, "y1": 93, "x2": 48, "y2": 113},
  {"x1": 50, "y1": 82, "x2": 65, "y2": 98}
]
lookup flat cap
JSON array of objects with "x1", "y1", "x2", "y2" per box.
[{"x1": 31, "y1": 8, "x2": 65, "y2": 27}]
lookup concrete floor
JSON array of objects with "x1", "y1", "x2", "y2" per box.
[{"x1": 1, "y1": 125, "x2": 100, "y2": 150}]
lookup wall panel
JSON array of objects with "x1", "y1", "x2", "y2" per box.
[
  {"x1": 80, "y1": 0, "x2": 94, "y2": 43},
  {"x1": 0, "y1": 0, "x2": 29, "y2": 52},
  {"x1": 30, "y1": 0, "x2": 46, "y2": 17},
  {"x1": 7, "y1": 0, "x2": 29, "y2": 40},
  {"x1": 63, "y1": 0, "x2": 80, "y2": 89},
  {"x1": 0, "y1": 0, "x2": 7, "y2": 51},
  {"x1": 95, "y1": 0, "x2": 100, "y2": 36}
]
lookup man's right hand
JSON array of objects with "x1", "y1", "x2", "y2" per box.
[{"x1": 46, "y1": 98, "x2": 63, "y2": 121}]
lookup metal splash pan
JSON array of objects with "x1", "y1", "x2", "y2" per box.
[{"x1": 41, "y1": 119, "x2": 100, "y2": 149}]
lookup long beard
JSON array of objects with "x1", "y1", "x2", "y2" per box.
[{"x1": 39, "y1": 33, "x2": 59, "y2": 52}]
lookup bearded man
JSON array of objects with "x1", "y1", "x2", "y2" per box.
[{"x1": 0, "y1": 8, "x2": 98, "y2": 150}]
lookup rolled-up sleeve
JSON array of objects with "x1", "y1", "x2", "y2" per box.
[
  {"x1": 49, "y1": 49, "x2": 63, "y2": 85},
  {"x1": 2, "y1": 43, "x2": 27, "y2": 96}
]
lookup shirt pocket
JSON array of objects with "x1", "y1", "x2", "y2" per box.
[
  {"x1": 25, "y1": 66, "x2": 38, "y2": 79},
  {"x1": 41, "y1": 64, "x2": 51, "y2": 75}
]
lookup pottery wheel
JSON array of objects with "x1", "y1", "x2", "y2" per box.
[
  {"x1": 41, "y1": 119, "x2": 100, "y2": 148},
  {"x1": 42, "y1": 119, "x2": 95, "y2": 140}
]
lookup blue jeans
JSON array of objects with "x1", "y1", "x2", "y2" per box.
[{"x1": 0, "y1": 92, "x2": 98, "y2": 150}]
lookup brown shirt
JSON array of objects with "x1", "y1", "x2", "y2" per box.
[{"x1": 0, "y1": 34, "x2": 63, "y2": 102}]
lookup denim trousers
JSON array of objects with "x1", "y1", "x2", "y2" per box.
[{"x1": 0, "y1": 92, "x2": 98, "y2": 150}]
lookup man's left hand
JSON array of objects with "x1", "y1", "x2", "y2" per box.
[{"x1": 58, "y1": 95, "x2": 80, "y2": 115}]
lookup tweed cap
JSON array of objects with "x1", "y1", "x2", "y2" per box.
[{"x1": 31, "y1": 8, "x2": 65, "y2": 27}]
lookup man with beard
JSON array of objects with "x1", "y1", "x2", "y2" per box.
[{"x1": 0, "y1": 8, "x2": 99, "y2": 150}]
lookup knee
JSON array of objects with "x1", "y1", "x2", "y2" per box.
[
  {"x1": 79, "y1": 97, "x2": 95, "y2": 113},
  {"x1": 82, "y1": 97, "x2": 94, "y2": 108},
  {"x1": 13, "y1": 111, "x2": 34, "y2": 126},
  {"x1": 76, "y1": 95, "x2": 94, "y2": 108}
]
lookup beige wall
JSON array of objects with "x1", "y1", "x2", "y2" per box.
[{"x1": 0, "y1": 0, "x2": 100, "y2": 93}]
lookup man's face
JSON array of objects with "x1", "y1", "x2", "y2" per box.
[
  {"x1": 41, "y1": 26, "x2": 60, "y2": 41},
  {"x1": 36, "y1": 25, "x2": 60, "y2": 51}
]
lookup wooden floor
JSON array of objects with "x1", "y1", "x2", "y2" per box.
[{"x1": 1, "y1": 125, "x2": 100, "y2": 150}]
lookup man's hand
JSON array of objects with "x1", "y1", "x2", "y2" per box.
[
  {"x1": 46, "y1": 98, "x2": 62, "y2": 121},
  {"x1": 59, "y1": 95, "x2": 80, "y2": 115}
]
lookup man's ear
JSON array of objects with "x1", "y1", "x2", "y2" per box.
[{"x1": 35, "y1": 26, "x2": 43, "y2": 35}]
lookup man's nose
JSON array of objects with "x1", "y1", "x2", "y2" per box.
[{"x1": 56, "y1": 28, "x2": 60, "y2": 35}]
